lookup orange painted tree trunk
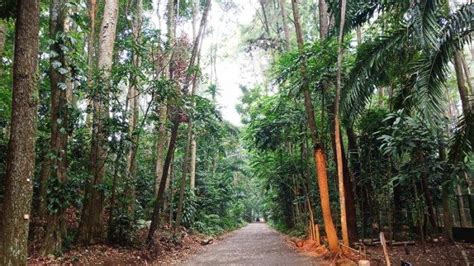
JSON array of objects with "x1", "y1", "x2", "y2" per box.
[{"x1": 290, "y1": 0, "x2": 340, "y2": 254}]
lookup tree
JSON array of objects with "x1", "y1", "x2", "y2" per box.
[
  {"x1": 78, "y1": 0, "x2": 120, "y2": 245},
  {"x1": 290, "y1": 0, "x2": 340, "y2": 254},
  {"x1": 174, "y1": 0, "x2": 212, "y2": 232},
  {"x1": 189, "y1": 0, "x2": 200, "y2": 191},
  {"x1": 334, "y1": 0, "x2": 348, "y2": 247},
  {"x1": 125, "y1": 0, "x2": 143, "y2": 214},
  {"x1": 148, "y1": 116, "x2": 180, "y2": 243},
  {"x1": 106, "y1": 0, "x2": 144, "y2": 243},
  {"x1": 278, "y1": 0, "x2": 291, "y2": 50},
  {"x1": 40, "y1": 0, "x2": 74, "y2": 255},
  {"x1": 0, "y1": 0, "x2": 40, "y2": 264},
  {"x1": 154, "y1": 0, "x2": 176, "y2": 197},
  {"x1": 454, "y1": 52, "x2": 472, "y2": 116},
  {"x1": 318, "y1": 0, "x2": 329, "y2": 38},
  {"x1": 342, "y1": 0, "x2": 473, "y2": 242}
]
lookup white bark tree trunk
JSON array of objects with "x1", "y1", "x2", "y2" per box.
[
  {"x1": 78, "y1": 0, "x2": 119, "y2": 245},
  {"x1": 334, "y1": 0, "x2": 349, "y2": 247}
]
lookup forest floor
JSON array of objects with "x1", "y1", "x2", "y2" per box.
[
  {"x1": 364, "y1": 240, "x2": 474, "y2": 265},
  {"x1": 27, "y1": 223, "x2": 329, "y2": 265},
  {"x1": 27, "y1": 225, "x2": 216, "y2": 265},
  {"x1": 288, "y1": 232, "x2": 474, "y2": 265},
  {"x1": 26, "y1": 220, "x2": 474, "y2": 265}
]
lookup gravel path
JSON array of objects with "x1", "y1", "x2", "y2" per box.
[{"x1": 181, "y1": 223, "x2": 327, "y2": 266}]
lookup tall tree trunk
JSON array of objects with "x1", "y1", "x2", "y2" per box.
[
  {"x1": 190, "y1": 136, "x2": 197, "y2": 189},
  {"x1": 0, "y1": 0, "x2": 40, "y2": 263},
  {"x1": 189, "y1": 0, "x2": 199, "y2": 191},
  {"x1": 300, "y1": 136, "x2": 318, "y2": 238},
  {"x1": 41, "y1": 0, "x2": 74, "y2": 255},
  {"x1": 107, "y1": 0, "x2": 142, "y2": 241},
  {"x1": 181, "y1": 0, "x2": 211, "y2": 94},
  {"x1": 85, "y1": 0, "x2": 97, "y2": 128},
  {"x1": 318, "y1": 0, "x2": 329, "y2": 38},
  {"x1": 347, "y1": 126, "x2": 370, "y2": 238},
  {"x1": 459, "y1": 54, "x2": 472, "y2": 93},
  {"x1": 175, "y1": 124, "x2": 192, "y2": 230},
  {"x1": 278, "y1": 0, "x2": 291, "y2": 50},
  {"x1": 440, "y1": 147, "x2": 454, "y2": 242},
  {"x1": 0, "y1": 20, "x2": 6, "y2": 56},
  {"x1": 125, "y1": 0, "x2": 143, "y2": 213},
  {"x1": 456, "y1": 185, "x2": 468, "y2": 227},
  {"x1": 87, "y1": 0, "x2": 97, "y2": 79},
  {"x1": 334, "y1": 0, "x2": 349, "y2": 247},
  {"x1": 38, "y1": 152, "x2": 52, "y2": 219},
  {"x1": 148, "y1": 117, "x2": 180, "y2": 243},
  {"x1": 342, "y1": 142, "x2": 358, "y2": 244},
  {"x1": 167, "y1": 155, "x2": 175, "y2": 224},
  {"x1": 177, "y1": 0, "x2": 202, "y2": 220},
  {"x1": 291, "y1": 167, "x2": 301, "y2": 225},
  {"x1": 420, "y1": 171, "x2": 437, "y2": 230},
  {"x1": 291, "y1": 0, "x2": 340, "y2": 254},
  {"x1": 78, "y1": 0, "x2": 119, "y2": 245},
  {"x1": 454, "y1": 52, "x2": 472, "y2": 115},
  {"x1": 356, "y1": 27, "x2": 362, "y2": 45},
  {"x1": 150, "y1": 0, "x2": 211, "y2": 242},
  {"x1": 155, "y1": 107, "x2": 169, "y2": 196},
  {"x1": 175, "y1": 0, "x2": 210, "y2": 230},
  {"x1": 259, "y1": 0, "x2": 271, "y2": 36},
  {"x1": 330, "y1": 125, "x2": 358, "y2": 245},
  {"x1": 154, "y1": 0, "x2": 176, "y2": 198},
  {"x1": 192, "y1": 0, "x2": 198, "y2": 40}
]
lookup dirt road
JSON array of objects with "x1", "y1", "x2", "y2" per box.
[{"x1": 181, "y1": 223, "x2": 327, "y2": 265}]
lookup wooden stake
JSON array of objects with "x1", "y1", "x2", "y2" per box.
[
  {"x1": 315, "y1": 224, "x2": 320, "y2": 245},
  {"x1": 380, "y1": 232, "x2": 391, "y2": 266}
]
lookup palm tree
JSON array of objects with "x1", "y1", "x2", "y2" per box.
[
  {"x1": 343, "y1": 0, "x2": 472, "y2": 121},
  {"x1": 341, "y1": 0, "x2": 473, "y2": 240}
]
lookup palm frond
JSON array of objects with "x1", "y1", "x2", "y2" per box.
[
  {"x1": 342, "y1": 27, "x2": 407, "y2": 122},
  {"x1": 328, "y1": 0, "x2": 406, "y2": 30},
  {"x1": 410, "y1": 0, "x2": 442, "y2": 50},
  {"x1": 448, "y1": 112, "x2": 473, "y2": 163},
  {"x1": 412, "y1": 4, "x2": 473, "y2": 118}
]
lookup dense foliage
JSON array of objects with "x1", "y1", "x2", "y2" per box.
[
  {"x1": 0, "y1": 0, "x2": 472, "y2": 263},
  {"x1": 241, "y1": 0, "x2": 473, "y2": 249},
  {"x1": 0, "y1": 0, "x2": 256, "y2": 262}
]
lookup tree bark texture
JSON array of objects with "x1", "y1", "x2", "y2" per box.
[
  {"x1": 454, "y1": 52, "x2": 472, "y2": 115},
  {"x1": 0, "y1": 20, "x2": 6, "y2": 56},
  {"x1": 0, "y1": 0, "x2": 40, "y2": 264},
  {"x1": 318, "y1": 0, "x2": 329, "y2": 38}
]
